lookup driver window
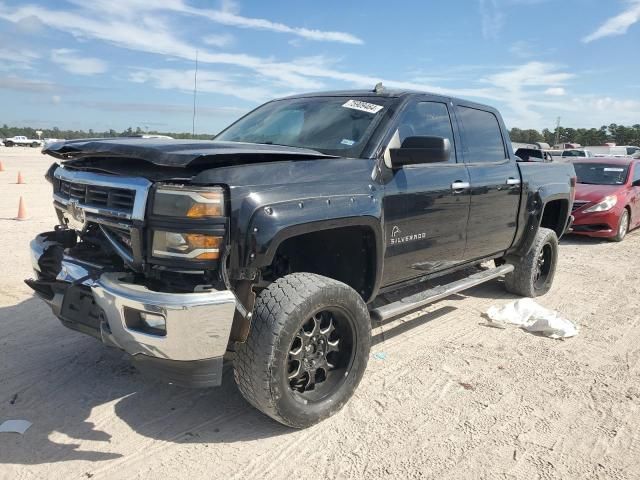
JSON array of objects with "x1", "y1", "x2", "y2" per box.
[{"x1": 384, "y1": 101, "x2": 456, "y2": 167}]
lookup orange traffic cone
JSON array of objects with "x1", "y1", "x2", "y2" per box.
[
  {"x1": 0, "y1": 160, "x2": 4, "y2": 171},
  {"x1": 15, "y1": 196, "x2": 28, "y2": 221},
  {"x1": 17, "y1": 171, "x2": 25, "y2": 184}
]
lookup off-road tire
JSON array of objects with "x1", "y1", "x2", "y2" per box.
[
  {"x1": 233, "y1": 273, "x2": 371, "y2": 428},
  {"x1": 504, "y1": 227, "x2": 558, "y2": 297},
  {"x1": 610, "y1": 208, "x2": 629, "y2": 242}
]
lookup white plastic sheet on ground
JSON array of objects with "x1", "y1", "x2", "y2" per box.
[
  {"x1": 486, "y1": 298, "x2": 578, "y2": 339},
  {"x1": 0, "y1": 419, "x2": 32, "y2": 434}
]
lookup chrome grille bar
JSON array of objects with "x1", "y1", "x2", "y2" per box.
[{"x1": 53, "y1": 167, "x2": 151, "y2": 221}]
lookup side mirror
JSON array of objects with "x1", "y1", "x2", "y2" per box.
[
  {"x1": 632, "y1": 179, "x2": 640, "y2": 187},
  {"x1": 389, "y1": 136, "x2": 450, "y2": 168}
]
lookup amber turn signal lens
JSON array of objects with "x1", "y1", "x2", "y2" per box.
[
  {"x1": 184, "y1": 233, "x2": 222, "y2": 248},
  {"x1": 186, "y1": 202, "x2": 223, "y2": 217},
  {"x1": 152, "y1": 231, "x2": 223, "y2": 261}
]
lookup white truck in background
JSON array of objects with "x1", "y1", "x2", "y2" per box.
[
  {"x1": 586, "y1": 145, "x2": 640, "y2": 157},
  {"x1": 2, "y1": 136, "x2": 43, "y2": 148}
]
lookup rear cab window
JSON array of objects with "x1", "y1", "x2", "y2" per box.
[{"x1": 455, "y1": 106, "x2": 507, "y2": 163}]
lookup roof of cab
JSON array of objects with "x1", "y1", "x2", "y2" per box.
[{"x1": 275, "y1": 89, "x2": 500, "y2": 114}]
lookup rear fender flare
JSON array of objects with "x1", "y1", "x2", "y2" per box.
[{"x1": 513, "y1": 187, "x2": 568, "y2": 257}]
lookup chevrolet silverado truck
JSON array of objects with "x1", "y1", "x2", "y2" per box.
[{"x1": 27, "y1": 89, "x2": 575, "y2": 428}]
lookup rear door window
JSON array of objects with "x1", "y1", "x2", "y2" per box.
[{"x1": 455, "y1": 106, "x2": 506, "y2": 163}]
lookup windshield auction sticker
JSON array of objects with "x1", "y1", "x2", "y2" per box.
[{"x1": 342, "y1": 99, "x2": 384, "y2": 114}]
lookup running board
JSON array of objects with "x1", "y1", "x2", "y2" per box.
[{"x1": 370, "y1": 264, "x2": 514, "y2": 322}]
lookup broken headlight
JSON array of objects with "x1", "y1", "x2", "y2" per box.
[
  {"x1": 152, "y1": 231, "x2": 222, "y2": 261},
  {"x1": 153, "y1": 185, "x2": 225, "y2": 218}
]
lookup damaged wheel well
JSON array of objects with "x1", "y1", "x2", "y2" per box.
[
  {"x1": 540, "y1": 199, "x2": 569, "y2": 237},
  {"x1": 261, "y1": 226, "x2": 378, "y2": 301}
]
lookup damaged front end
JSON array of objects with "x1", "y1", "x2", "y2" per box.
[{"x1": 26, "y1": 165, "x2": 237, "y2": 387}]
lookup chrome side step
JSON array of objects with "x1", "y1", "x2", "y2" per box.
[{"x1": 370, "y1": 264, "x2": 514, "y2": 322}]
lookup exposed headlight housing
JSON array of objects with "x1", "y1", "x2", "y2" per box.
[
  {"x1": 583, "y1": 195, "x2": 618, "y2": 213},
  {"x1": 153, "y1": 185, "x2": 225, "y2": 218},
  {"x1": 152, "y1": 231, "x2": 223, "y2": 260}
]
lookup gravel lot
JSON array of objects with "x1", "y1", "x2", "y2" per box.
[{"x1": 1, "y1": 147, "x2": 639, "y2": 480}]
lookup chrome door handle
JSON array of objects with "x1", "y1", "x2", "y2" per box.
[
  {"x1": 506, "y1": 177, "x2": 521, "y2": 185},
  {"x1": 451, "y1": 181, "x2": 470, "y2": 191}
]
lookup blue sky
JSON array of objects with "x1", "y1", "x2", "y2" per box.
[{"x1": 1, "y1": 0, "x2": 639, "y2": 133}]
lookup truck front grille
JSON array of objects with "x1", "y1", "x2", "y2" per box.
[
  {"x1": 53, "y1": 167, "x2": 152, "y2": 268},
  {"x1": 59, "y1": 180, "x2": 136, "y2": 215}
]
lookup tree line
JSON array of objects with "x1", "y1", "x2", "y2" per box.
[
  {"x1": 509, "y1": 124, "x2": 640, "y2": 146},
  {"x1": 3, "y1": 122, "x2": 640, "y2": 146},
  {"x1": 0, "y1": 125, "x2": 213, "y2": 141}
]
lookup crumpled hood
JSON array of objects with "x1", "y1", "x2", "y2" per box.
[{"x1": 43, "y1": 138, "x2": 336, "y2": 167}]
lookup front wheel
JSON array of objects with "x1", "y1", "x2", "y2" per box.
[
  {"x1": 504, "y1": 227, "x2": 558, "y2": 297},
  {"x1": 233, "y1": 273, "x2": 371, "y2": 428},
  {"x1": 610, "y1": 209, "x2": 629, "y2": 242}
]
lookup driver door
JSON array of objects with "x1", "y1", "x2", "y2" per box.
[{"x1": 381, "y1": 99, "x2": 471, "y2": 286}]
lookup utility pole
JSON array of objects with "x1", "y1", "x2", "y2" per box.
[
  {"x1": 554, "y1": 116, "x2": 561, "y2": 147},
  {"x1": 192, "y1": 50, "x2": 198, "y2": 138}
]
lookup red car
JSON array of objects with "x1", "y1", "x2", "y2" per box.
[{"x1": 570, "y1": 157, "x2": 640, "y2": 241}]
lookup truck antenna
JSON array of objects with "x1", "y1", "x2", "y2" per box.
[{"x1": 192, "y1": 50, "x2": 198, "y2": 137}]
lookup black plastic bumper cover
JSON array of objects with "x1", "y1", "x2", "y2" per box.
[{"x1": 130, "y1": 355, "x2": 225, "y2": 388}]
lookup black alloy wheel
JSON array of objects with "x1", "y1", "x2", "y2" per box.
[{"x1": 287, "y1": 308, "x2": 355, "y2": 402}]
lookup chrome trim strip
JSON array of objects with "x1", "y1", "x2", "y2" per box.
[
  {"x1": 152, "y1": 248, "x2": 220, "y2": 259},
  {"x1": 54, "y1": 167, "x2": 152, "y2": 221}
]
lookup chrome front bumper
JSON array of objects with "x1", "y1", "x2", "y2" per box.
[{"x1": 29, "y1": 233, "x2": 237, "y2": 386}]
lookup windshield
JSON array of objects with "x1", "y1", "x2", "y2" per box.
[
  {"x1": 573, "y1": 163, "x2": 629, "y2": 185},
  {"x1": 214, "y1": 96, "x2": 392, "y2": 157}
]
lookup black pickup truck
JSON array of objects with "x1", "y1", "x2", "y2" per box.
[{"x1": 27, "y1": 89, "x2": 575, "y2": 428}]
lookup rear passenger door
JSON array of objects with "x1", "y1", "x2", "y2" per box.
[{"x1": 453, "y1": 104, "x2": 521, "y2": 261}]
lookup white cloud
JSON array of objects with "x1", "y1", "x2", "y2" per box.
[
  {"x1": 128, "y1": 67, "x2": 282, "y2": 102},
  {"x1": 509, "y1": 40, "x2": 535, "y2": 58},
  {"x1": 0, "y1": 47, "x2": 39, "y2": 70},
  {"x1": 583, "y1": 0, "x2": 640, "y2": 42},
  {"x1": 481, "y1": 62, "x2": 574, "y2": 126},
  {"x1": 66, "y1": 0, "x2": 363, "y2": 45},
  {"x1": 544, "y1": 87, "x2": 566, "y2": 96},
  {"x1": 479, "y1": 0, "x2": 505, "y2": 39},
  {"x1": 50, "y1": 49, "x2": 107, "y2": 75},
  {"x1": 202, "y1": 32, "x2": 234, "y2": 47},
  {"x1": 220, "y1": 0, "x2": 240, "y2": 15}
]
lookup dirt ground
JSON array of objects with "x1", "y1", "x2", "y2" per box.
[{"x1": 1, "y1": 147, "x2": 639, "y2": 480}]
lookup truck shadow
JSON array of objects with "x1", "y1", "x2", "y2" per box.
[
  {"x1": 0, "y1": 297, "x2": 290, "y2": 466},
  {"x1": 560, "y1": 234, "x2": 610, "y2": 246}
]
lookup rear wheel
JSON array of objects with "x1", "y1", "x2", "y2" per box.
[
  {"x1": 233, "y1": 273, "x2": 371, "y2": 428},
  {"x1": 504, "y1": 227, "x2": 558, "y2": 297},
  {"x1": 611, "y1": 209, "x2": 629, "y2": 242}
]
